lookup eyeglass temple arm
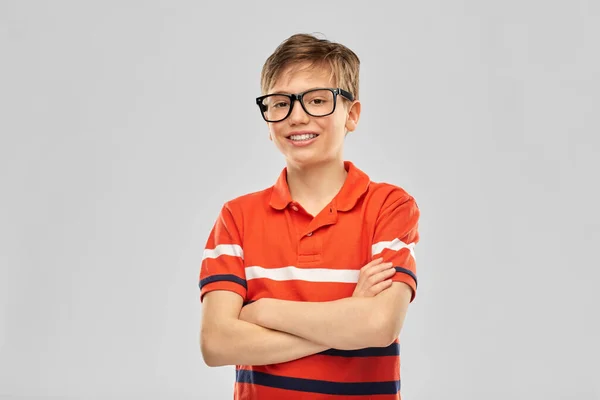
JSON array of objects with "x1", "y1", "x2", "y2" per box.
[{"x1": 338, "y1": 88, "x2": 354, "y2": 101}]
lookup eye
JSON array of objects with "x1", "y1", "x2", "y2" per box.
[{"x1": 309, "y1": 98, "x2": 328, "y2": 106}]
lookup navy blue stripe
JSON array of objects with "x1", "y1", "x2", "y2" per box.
[
  {"x1": 395, "y1": 267, "x2": 417, "y2": 287},
  {"x1": 320, "y1": 342, "x2": 399, "y2": 357},
  {"x1": 236, "y1": 370, "x2": 400, "y2": 395},
  {"x1": 199, "y1": 274, "x2": 247, "y2": 290}
]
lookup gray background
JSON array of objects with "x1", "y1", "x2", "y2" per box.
[{"x1": 1, "y1": 1, "x2": 599, "y2": 399}]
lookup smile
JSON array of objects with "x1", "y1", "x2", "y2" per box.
[{"x1": 289, "y1": 133, "x2": 319, "y2": 141}]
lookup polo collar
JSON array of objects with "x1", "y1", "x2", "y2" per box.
[{"x1": 269, "y1": 161, "x2": 370, "y2": 211}]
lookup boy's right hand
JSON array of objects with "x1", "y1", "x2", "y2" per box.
[{"x1": 352, "y1": 258, "x2": 396, "y2": 298}]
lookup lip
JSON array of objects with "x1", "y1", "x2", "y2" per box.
[{"x1": 286, "y1": 131, "x2": 320, "y2": 147}]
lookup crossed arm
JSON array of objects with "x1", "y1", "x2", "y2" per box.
[
  {"x1": 239, "y1": 281, "x2": 412, "y2": 350},
  {"x1": 200, "y1": 259, "x2": 413, "y2": 367}
]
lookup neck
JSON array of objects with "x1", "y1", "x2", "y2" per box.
[{"x1": 286, "y1": 159, "x2": 348, "y2": 206}]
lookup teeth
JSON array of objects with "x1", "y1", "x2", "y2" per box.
[{"x1": 289, "y1": 133, "x2": 318, "y2": 141}]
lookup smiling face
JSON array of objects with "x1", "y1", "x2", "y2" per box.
[{"x1": 266, "y1": 63, "x2": 361, "y2": 169}]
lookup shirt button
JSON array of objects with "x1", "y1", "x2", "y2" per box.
[
  {"x1": 307, "y1": 232, "x2": 313, "y2": 237},
  {"x1": 291, "y1": 205, "x2": 298, "y2": 211}
]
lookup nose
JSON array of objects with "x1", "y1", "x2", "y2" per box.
[{"x1": 287, "y1": 99, "x2": 310, "y2": 125}]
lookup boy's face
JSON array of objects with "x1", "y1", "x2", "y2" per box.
[{"x1": 266, "y1": 63, "x2": 360, "y2": 169}]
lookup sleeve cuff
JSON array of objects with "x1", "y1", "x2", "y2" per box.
[
  {"x1": 392, "y1": 267, "x2": 417, "y2": 302},
  {"x1": 199, "y1": 275, "x2": 247, "y2": 302}
]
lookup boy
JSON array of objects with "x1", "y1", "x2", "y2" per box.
[{"x1": 199, "y1": 33, "x2": 420, "y2": 399}]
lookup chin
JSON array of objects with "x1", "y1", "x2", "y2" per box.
[{"x1": 286, "y1": 154, "x2": 334, "y2": 168}]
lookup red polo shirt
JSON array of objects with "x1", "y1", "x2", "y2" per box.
[{"x1": 199, "y1": 161, "x2": 420, "y2": 399}]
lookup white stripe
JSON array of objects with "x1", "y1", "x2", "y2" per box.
[
  {"x1": 372, "y1": 238, "x2": 416, "y2": 260},
  {"x1": 202, "y1": 244, "x2": 244, "y2": 261},
  {"x1": 245, "y1": 266, "x2": 360, "y2": 283}
]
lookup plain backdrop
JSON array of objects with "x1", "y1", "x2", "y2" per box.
[{"x1": 1, "y1": 1, "x2": 599, "y2": 399}]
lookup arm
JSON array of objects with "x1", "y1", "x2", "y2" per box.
[
  {"x1": 241, "y1": 282, "x2": 412, "y2": 351},
  {"x1": 241, "y1": 192, "x2": 420, "y2": 351},
  {"x1": 201, "y1": 258, "x2": 396, "y2": 366},
  {"x1": 200, "y1": 290, "x2": 328, "y2": 367}
]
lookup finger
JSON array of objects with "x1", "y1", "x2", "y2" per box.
[
  {"x1": 368, "y1": 267, "x2": 396, "y2": 285},
  {"x1": 366, "y1": 262, "x2": 394, "y2": 277},
  {"x1": 369, "y1": 279, "x2": 393, "y2": 296},
  {"x1": 361, "y1": 257, "x2": 384, "y2": 271}
]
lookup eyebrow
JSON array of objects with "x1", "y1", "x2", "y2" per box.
[{"x1": 269, "y1": 87, "x2": 323, "y2": 95}]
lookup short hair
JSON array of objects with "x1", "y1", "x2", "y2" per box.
[{"x1": 260, "y1": 33, "x2": 360, "y2": 100}]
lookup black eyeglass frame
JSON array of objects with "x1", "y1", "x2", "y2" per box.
[{"x1": 255, "y1": 87, "x2": 355, "y2": 122}]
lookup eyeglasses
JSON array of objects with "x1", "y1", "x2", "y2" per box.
[{"x1": 256, "y1": 87, "x2": 354, "y2": 123}]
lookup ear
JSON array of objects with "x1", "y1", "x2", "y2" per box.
[{"x1": 345, "y1": 100, "x2": 361, "y2": 133}]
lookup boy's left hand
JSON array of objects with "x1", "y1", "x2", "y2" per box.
[{"x1": 352, "y1": 258, "x2": 396, "y2": 298}]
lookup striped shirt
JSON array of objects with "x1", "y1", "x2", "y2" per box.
[{"x1": 199, "y1": 161, "x2": 420, "y2": 399}]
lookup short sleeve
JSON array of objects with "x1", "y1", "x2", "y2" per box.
[
  {"x1": 199, "y1": 203, "x2": 247, "y2": 302},
  {"x1": 371, "y1": 192, "x2": 420, "y2": 302}
]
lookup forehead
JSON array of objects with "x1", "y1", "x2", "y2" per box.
[{"x1": 269, "y1": 62, "x2": 334, "y2": 94}]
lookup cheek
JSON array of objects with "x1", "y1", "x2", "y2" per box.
[
  {"x1": 318, "y1": 116, "x2": 343, "y2": 135},
  {"x1": 328, "y1": 118, "x2": 347, "y2": 140},
  {"x1": 269, "y1": 124, "x2": 282, "y2": 139}
]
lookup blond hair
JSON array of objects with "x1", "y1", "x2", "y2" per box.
[{"x1": 260, "y1": 33, "x2": 360, "y2": 99}]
